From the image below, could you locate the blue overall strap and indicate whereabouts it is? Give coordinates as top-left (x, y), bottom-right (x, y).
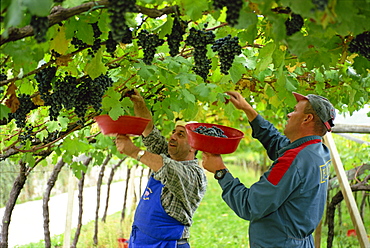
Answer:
top-left (129, 176), bottom-right (185, 248)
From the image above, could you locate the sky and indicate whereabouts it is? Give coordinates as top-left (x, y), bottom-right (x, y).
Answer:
top-left (335, 105), bottom-right (370, 125)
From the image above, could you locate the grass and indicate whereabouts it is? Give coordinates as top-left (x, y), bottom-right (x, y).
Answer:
top-left (16, 163), bottom-right (368, 248)
top-left (189, 163), bottom-right (257, 248)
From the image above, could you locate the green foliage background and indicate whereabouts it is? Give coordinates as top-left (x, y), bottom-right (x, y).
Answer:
top-left (1, 0), bottom-right (369, 173)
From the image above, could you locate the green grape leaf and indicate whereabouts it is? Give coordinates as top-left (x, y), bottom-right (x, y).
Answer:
top-left (286, 77), bottom-right (298, 91)
top-left (23, 0), bottom-right (53, 16)
top-left (3, 0), bottom-right (23, 32)
top-left (136, 62), bottom-right (155, 80)
top-left (182, 0), bottom-right (208, 21)
top-left (50, 26), bottom-right (69, 55)
top-left (58, 116), bottom-right (70, 131)
top-left (62, 137), bottom-right (91, 155)
top-left (175, 72), bottom-right (195, 85)
top-left (194, 83), bottom-right (210, 98)
top-left (181, 89), bottom-right (196, 103)
top-left (22, 153), bottom-right (36, 167)
top-left (255, 42), bottom-right (275, 74)
top-left (0, 104), bottom-right (11, 120)
top-left (109, 106), bottom-right (125, 120)
top-left (301, 49), bottom-right (331, 70)
top-left (234, 12), bottom-right (258, 29)
top-left (84, 50), bottom-right (107, 79)
top-left (158, 16), bottom-right (173, 39)
top-left (238, 24), bottom-right (257, 45)
top-left (182, 102), bottom-right (198, 120)
top-left (229, 61), bottom-right (245, 83)
top-left (352, 56), bottom-right (370, 75)
top-left (45, 121), bottom-right (60, 132)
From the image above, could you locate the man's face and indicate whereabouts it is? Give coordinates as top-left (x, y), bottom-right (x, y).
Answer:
top-left (284, 100), bottom-right (308, 139)
top-left (168, 126), bottom-right (192, 161)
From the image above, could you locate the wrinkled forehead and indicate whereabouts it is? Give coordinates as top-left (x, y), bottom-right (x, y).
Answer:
top-left (175, 125), bottom-right (186, 131)
top-left (173, 125), bottom-right (187, 135)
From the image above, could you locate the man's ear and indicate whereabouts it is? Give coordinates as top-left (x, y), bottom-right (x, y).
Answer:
top-left (304, 114), bottom-right (314, 122)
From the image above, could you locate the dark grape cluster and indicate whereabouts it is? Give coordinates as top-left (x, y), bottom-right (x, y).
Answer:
top-left (75, 75), bottom-right (114, 118)
top-left (107, 0), bottom-right (135, 43)
top-left (30, 15), bottom-right (49, 43)
top-left (166, 16), bottom-right (187, 57)
top-left (106, 31), bottom-right (118, 56)
top-left (348, 31), bottom-right (370, 61)
top-left (8, 94), bottom-right (38, 128)
top-left (35, 67), bottom-right (113, 122)
top-left (88, 22), bottom-right (103, 57)
top-left (35, 66), bottom-right (57, 96)
top-left (185, 27), bottom-right (215, 81)
top-left (312, 0), bottom-right (328, 11)
top-left (137, 30), bottom-right (165, 65)
top-left (0, 71), bottom-right (7, 81)
top-left (285, 13), bottom-right (304, 36)
top-left (55, 75), bottom-right (80, 110)
top-left (71, 37), bottom-right (88, 50)
top-left (213, 0), bottom-right (243, 26)
top-left (212, 35), bottom-right (242, 74)
top-left (0, 71), bottom-right (6, 95)
top-left (19, 125), bottom-right (36, 144)
top-left (193, 126), bottom-right (228, 138)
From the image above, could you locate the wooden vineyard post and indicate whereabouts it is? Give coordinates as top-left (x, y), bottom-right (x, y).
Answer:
top-left (314, 220), bottom-right (322, 248)
top-left (323, 133), bottom-right (370, 248)
top-left (63, 170), bottom-right (76, 248)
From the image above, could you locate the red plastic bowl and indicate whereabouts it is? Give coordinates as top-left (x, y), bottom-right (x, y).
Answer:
top-left (185, 123), bottom-right (244, 154)
top-left (94, 115), bottom-right (150, 136)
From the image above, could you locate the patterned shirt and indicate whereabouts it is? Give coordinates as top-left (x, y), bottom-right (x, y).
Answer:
top-left (142, 127), bottom-right (207, 238)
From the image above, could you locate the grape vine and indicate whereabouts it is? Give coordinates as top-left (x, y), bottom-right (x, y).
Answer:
top-left (185, 26), bottom-right (215, 81)
top-left (212, 35), bottom-right (242, 74)
top-left (30, 15), bottom-right (49, 43)
top-left (19, 125), bottom-right (36, 144)
top-left (8, 94), bottom-right (38, 128)
top-left (71, 37), bottom-right (88, 50)
top-left (35, 67), bottom-right (113, 122)
top-left (166, 16), bottom-right (187, 57)
top-left (0, 70), bottom-right (7, 82)
top-left (89, 22), bottom-right (103, 57)
top-left (137, 30), bottom-right (165, 65)
top-left (285, 13), bottom-right (304, 36)
top-left (348, 31), bottom-right (370, 61)
top-left (213, 0), bottom-right (243, 27)
top-left (106, 31), bottom-right (118, 56)
top-left (107, 0), bottom-right (135, 43)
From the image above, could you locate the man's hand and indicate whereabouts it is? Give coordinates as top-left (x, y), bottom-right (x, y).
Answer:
top-left (115, 134), bottom-right (140, 158)
top-left (128, 89), bottom-right (153, 136)
top-left (226, 91), bottom-right (258, 122)
top-left (115, 134), bottom-right (164, 172)
top-left (202, 152), bottom-right (226, 173)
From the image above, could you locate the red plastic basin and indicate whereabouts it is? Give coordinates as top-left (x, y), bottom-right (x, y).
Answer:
top-left (94, 115), bottom-right (150, 135)
top-left (185, 123), bottom-right (244, 154)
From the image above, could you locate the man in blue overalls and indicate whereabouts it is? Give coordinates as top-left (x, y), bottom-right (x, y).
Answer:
top-left (115, 90), bottom-right (207, 248)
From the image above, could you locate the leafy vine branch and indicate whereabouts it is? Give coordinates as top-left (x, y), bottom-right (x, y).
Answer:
top-left (1, 121), bottom-right (85, 161)
top-left (0, 42), bottom-right (137, 88)
top-left (0, 1), bottom-right (179, 46)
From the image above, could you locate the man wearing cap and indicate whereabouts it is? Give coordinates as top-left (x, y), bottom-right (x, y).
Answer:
top-left (115, 89), bottom-right (207, 248)
top-left (202, 91), bottom-right (336, 248)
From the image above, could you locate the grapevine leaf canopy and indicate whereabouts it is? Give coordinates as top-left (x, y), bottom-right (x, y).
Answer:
top-left (0, 0), bottom-right (369, 167)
